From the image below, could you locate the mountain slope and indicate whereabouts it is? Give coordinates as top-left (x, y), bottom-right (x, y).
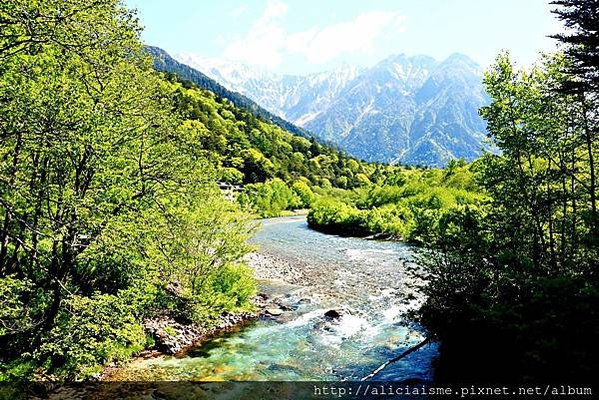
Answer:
top-left (181, 82), bottom-right (374, 186)
top-left (151, 60), bottom-right (387, 190)
top-left (306, 53), bottom-right (489, 166)
top-left (145, 46), bottom-right (312, 139)
top-left (176, 52), bottom-right (491, 166)
top-left (400, 54), bottom-right (489, 165)
top-left (175, 53), bottom-right (362, 126)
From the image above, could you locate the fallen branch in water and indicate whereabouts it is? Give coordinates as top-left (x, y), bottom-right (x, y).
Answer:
top-left (361, 336), bottom-right (432, 381)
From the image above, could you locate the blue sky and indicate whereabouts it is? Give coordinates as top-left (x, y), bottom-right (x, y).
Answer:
top-left (126, 0), bottom-right (562, 75)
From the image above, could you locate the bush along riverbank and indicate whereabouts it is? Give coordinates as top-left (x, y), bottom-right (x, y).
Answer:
top-left (306, 159), bottom-right (486, 244)
top-left (99, 251), bottom-right (315, 381)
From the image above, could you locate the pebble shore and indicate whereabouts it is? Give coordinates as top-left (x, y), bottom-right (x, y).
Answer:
top-left (102, 238), bottom-right (427, 380)
top-left (111, 252), bottom-right (306, 364)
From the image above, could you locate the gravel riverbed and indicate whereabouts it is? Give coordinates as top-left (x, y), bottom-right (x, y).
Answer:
top-left (101, 217), bottom-right (436, 382)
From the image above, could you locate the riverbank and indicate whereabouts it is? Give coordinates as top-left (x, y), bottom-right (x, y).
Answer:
top-left (101, 252), bottom-right (307, 380)
top-left (103, 216), bottom-right (436, 381)
top-left (101, 311), bottom-right (256, 380)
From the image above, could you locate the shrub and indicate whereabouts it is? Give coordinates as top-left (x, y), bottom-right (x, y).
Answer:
top-left (205, 263), bottom-right (257, 312)
top-left (307, 198), bottom-right (370, 236)
top-left (33, 292), bottom-right (148, 380)
top-left (237, 179), bottom-right (300, 217)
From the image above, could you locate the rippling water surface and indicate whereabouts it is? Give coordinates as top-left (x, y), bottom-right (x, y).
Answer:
top-left (112, 216), bottom-right (437, 381)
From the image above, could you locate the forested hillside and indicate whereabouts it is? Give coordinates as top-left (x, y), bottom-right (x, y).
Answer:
top-left (0, 0), bottom-right (257, 381)
top-left (164, 75), bottom-right (382, 189)
top-left (161, 74), bottom-right (392, 217)
top-left (148, 46), bottom-right (393, 217)
top-left (147, 46), bottom-right (313, 140)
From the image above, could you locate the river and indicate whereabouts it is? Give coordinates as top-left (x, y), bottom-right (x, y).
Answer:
top-left (110, 216), bottom-right (437, 381)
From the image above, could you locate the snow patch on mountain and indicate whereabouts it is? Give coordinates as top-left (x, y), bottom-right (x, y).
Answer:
top-left (173, 52), bottom-right (491, 166)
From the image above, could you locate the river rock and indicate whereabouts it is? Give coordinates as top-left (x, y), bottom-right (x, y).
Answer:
top-left (144, 311), bottom-right (256, 355)
top-left (266, 308), bottom-right (284, 316)
top-left (324, 309), bottom-right (341, 319)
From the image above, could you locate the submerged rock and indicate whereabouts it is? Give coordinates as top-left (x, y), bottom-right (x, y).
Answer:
top-left (324, 309), bottom-right (341, 319)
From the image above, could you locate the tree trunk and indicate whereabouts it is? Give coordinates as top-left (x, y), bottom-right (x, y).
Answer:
top-left (361, 337), bottom-right (432, 381)
top-left (0, 133), bottom-right (22, 272)
top-left (580, 92), bottom-right (597, 229)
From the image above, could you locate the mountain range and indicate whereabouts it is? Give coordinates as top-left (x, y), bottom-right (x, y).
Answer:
top-left (175, 52), bottom-right (491, 166)
top-left (145, 46), bottom-right (311, 139)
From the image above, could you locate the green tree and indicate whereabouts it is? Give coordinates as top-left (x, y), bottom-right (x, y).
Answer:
top-left (551, 0), bottom-right (599, 230)
top-left (238, 179), bottom-right (300, 217)
top-left (417, 51), bottom-right (599, 383)
top-left (292, 181), bottom-right (315, 208)
top-left (0, 0), bottom-right (256, 379)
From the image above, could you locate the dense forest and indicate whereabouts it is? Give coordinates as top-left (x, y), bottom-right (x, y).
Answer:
top-left (160, 75), bottom-right (391, 217)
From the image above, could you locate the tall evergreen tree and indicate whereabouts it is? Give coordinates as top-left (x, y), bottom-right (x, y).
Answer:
top-left (552, 0), bottom-right (599, 91)
top-left (551, 0), bottom-right (599, 226)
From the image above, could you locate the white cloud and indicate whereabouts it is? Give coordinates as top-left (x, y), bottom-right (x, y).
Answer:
top-left (288, 11), bottom-right (406, 64)
top-left (260, 0), bottom-right (288, 21)
top-left (223, 0), bottom-right (289, 69)
top-left (223, 1), bottom-right (406, 69)
top-left (230, 5), bottom-right (248, 18)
